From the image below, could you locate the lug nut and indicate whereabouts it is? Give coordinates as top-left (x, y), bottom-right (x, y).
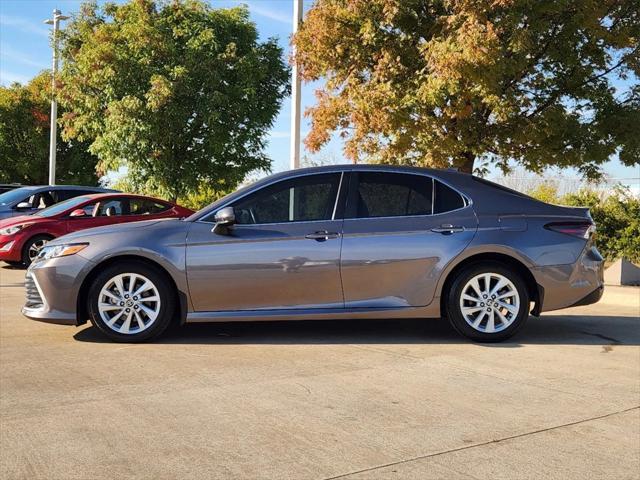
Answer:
top-left (480, 302), bottom-right (485, 307)
top-left (483, 294), bottom-right (487, 299)
top-left (133, 296), bottom-right (138, 301)
top-left (119, 302), bottom-right (124, 306)
top-left (126, 308), bottom-right (130, 312)
top-left (124, 294), bottom-right (129, 299)
top-left (134, 305), bottom-right (139, 310)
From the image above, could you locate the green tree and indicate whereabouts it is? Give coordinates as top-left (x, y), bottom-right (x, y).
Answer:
top-left (294, 0), bottom-right (640, 175)
top-left (59, 0), bottom-right (289, 201)
top-left (528, 183), bottom-right (560, 204)
top-left (0, 73), bottom-right (99, 185)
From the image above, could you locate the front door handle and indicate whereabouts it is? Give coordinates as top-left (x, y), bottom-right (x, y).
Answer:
top-left (305, 230), bottom-right (340, 241)
top-left (431, 224), bottom-right (465, 234)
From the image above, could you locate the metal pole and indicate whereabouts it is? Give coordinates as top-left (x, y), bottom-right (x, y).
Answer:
top-left (44, 9), bottom-right (69, 186)
top-left (290, 0), bottom-right (303, 170)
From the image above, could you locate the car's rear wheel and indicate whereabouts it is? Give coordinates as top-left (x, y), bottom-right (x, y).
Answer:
top-left (446, 263), bottom-right (529, 342)
top-left (21, 235), bottom-right (52, 267)
top-left (87, 262), bottom-right (175, 342)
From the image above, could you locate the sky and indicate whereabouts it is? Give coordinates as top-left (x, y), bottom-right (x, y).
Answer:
top-left (1, 0), bottom-right (638, 191)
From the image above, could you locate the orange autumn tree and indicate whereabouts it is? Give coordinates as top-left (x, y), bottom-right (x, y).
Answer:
top-left (293, 0), bottom-right (640, 175)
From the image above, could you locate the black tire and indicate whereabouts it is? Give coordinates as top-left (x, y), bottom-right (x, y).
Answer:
top-left (87, 261), bottom-right (175, 343)
top-left (445, 263), bottom-right (529, 343)
top-left (21, 235), bottom-right (52, 267)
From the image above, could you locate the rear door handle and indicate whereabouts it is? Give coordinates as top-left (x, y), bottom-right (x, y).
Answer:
top-left (431, 224), bottom-right (465, 234)
top-left (305, 230), bottom-right (340, 241)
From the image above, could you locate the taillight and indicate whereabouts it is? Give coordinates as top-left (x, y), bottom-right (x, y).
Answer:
top-left (545, 222), bottom-right (595, 239)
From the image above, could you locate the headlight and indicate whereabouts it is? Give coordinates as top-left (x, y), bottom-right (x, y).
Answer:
top-left (0, 224), bottom-right (29, 236)
top-left (38, 243), bottom-right (89, 260)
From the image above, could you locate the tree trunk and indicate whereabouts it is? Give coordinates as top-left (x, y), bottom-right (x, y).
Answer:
top-left (458, 152), bottom-right (475, 174)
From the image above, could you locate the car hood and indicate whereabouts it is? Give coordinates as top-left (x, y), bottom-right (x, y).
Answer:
top-left (51, 218), bottom-right (185, 244)
top-left (0, 214), bottom-right (46, 229)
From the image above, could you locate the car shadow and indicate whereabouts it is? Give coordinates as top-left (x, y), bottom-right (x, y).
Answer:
top-left (73, 314), bottom-right (639, 347)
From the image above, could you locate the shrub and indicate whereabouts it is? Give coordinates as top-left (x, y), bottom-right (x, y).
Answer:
top-left (562, 187), bottom-right (640, 263)
top-left (529, 185), bottom-right (640, 263)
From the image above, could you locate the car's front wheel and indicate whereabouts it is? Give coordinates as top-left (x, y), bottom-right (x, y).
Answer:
top-left (21, 235), bottom-right (52, 267)
top-left (87, 262), bottom-right (175, 342)
top-left (446, 263), bottom-right (529, 342)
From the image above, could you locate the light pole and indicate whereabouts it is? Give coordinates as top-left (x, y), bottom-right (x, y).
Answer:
top-left (44, 9), bottom-right (69, 186)
top-left (290, 0), bottom-right (302, 170)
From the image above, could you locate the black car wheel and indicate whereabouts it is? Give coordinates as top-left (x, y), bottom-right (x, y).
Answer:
top-left (87, 262), bottom-right (175, 342)
top-left (446, 263), bottom-right (529, 342)
top-left (21, 235), bottom-right (52, 267)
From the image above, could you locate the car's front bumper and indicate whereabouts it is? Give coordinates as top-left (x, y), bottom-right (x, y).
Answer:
top-left (532, 244), bottom-right (604, 312)
top-left (0, 236), bottom-right (21, 262)
top-left (21, 254), bottom-right (95, 325)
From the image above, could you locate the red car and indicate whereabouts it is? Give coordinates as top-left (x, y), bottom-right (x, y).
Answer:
top-left (0, 193), bottom-right (194, 267)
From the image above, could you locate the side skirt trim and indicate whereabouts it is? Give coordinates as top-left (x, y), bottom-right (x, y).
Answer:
top-left (186, 304), bottom-right (441, 323)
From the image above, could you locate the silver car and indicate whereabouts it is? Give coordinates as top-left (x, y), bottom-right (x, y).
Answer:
top-left (22, 166), bottom-right (604, 343)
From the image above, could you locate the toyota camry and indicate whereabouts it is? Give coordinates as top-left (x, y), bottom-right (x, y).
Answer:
top-left (22, 165), bottom-right (604, 342)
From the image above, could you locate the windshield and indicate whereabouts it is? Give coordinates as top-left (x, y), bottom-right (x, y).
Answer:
top-left (0, 187), bottom-right (35, 206)
top-left (36, 196), bottom-right (92, 217)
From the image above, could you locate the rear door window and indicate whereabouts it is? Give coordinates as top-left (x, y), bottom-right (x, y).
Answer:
top-left (129, 199), bottom-right (170, 215)
top-left (350, 172), bottom-right (433, 218)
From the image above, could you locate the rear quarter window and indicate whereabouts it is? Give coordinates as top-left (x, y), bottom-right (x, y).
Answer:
top-left (434, 181), bottom-right (466, 214)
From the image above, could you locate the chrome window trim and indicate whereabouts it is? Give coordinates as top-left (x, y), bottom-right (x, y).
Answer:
top-left (344, 167), bottom-right (472, 208)
top-left (431, 177), bottom-right (435, 215)
top-left (194, 166), bottom-right (472, 225)
top-left (331, 172), bottom-right (344, 221)
top-left (345, 170), bottom-right (471, 221)
top-left (342, 206), bottom-right (471, 222)
top-left (197, 170), bottom-right (346, 226)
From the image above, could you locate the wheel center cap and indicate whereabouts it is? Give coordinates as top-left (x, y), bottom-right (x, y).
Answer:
top-left (126, 299), bottom-right (134, 307)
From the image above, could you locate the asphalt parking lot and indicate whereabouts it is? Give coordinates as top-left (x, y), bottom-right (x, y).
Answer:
top-left (1, 264), bottom-right (639, 479)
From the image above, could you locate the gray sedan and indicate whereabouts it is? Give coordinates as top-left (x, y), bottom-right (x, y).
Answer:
top-left (22, 165), bottom-right (604, 342)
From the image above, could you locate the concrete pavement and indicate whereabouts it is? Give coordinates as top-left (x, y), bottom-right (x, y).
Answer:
top-left (1, 264), bottom-right (639, 479)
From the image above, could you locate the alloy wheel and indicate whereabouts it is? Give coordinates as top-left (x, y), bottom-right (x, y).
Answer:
top-left (28, 239), bottom-right (48, 261)
top-left (98, 273), bottom-right (161, 334)
top-left (459, 272), bottom-right (520, 333)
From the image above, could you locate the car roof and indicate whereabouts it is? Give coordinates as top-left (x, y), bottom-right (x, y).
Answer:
top-left (9, 185), bottom-right (117, 193)
top-left (79, 192), bottom-right (172, 203)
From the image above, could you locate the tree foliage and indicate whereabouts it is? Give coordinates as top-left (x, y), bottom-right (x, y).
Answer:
top-left (529, 184), bottom-right (640, 262)
top-left (294, 0), bottom-right (640, 175)
top-left (0, 73), bottom-right (99, 185)
top-left (59, 0), bottom-right (290, 200)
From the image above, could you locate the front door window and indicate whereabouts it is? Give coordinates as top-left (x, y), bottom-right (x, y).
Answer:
top-left (231, 173), bottom-right (341, 224)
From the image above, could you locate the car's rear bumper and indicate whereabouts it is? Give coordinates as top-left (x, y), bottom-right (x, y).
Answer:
top-left (21, 255), bottom-right (94, 326)
top-left (532, 244), bottom-right (604, 312)
top-left (568, 285), bottom-right (604, 308)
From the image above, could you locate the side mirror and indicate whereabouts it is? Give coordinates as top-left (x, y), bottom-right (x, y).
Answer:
top-left (15, 202), bottom-right (31, 210)
top-left (212, 207), bottom-right (236, 235)
top-left (69, 209), bottom-right (87, 217)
